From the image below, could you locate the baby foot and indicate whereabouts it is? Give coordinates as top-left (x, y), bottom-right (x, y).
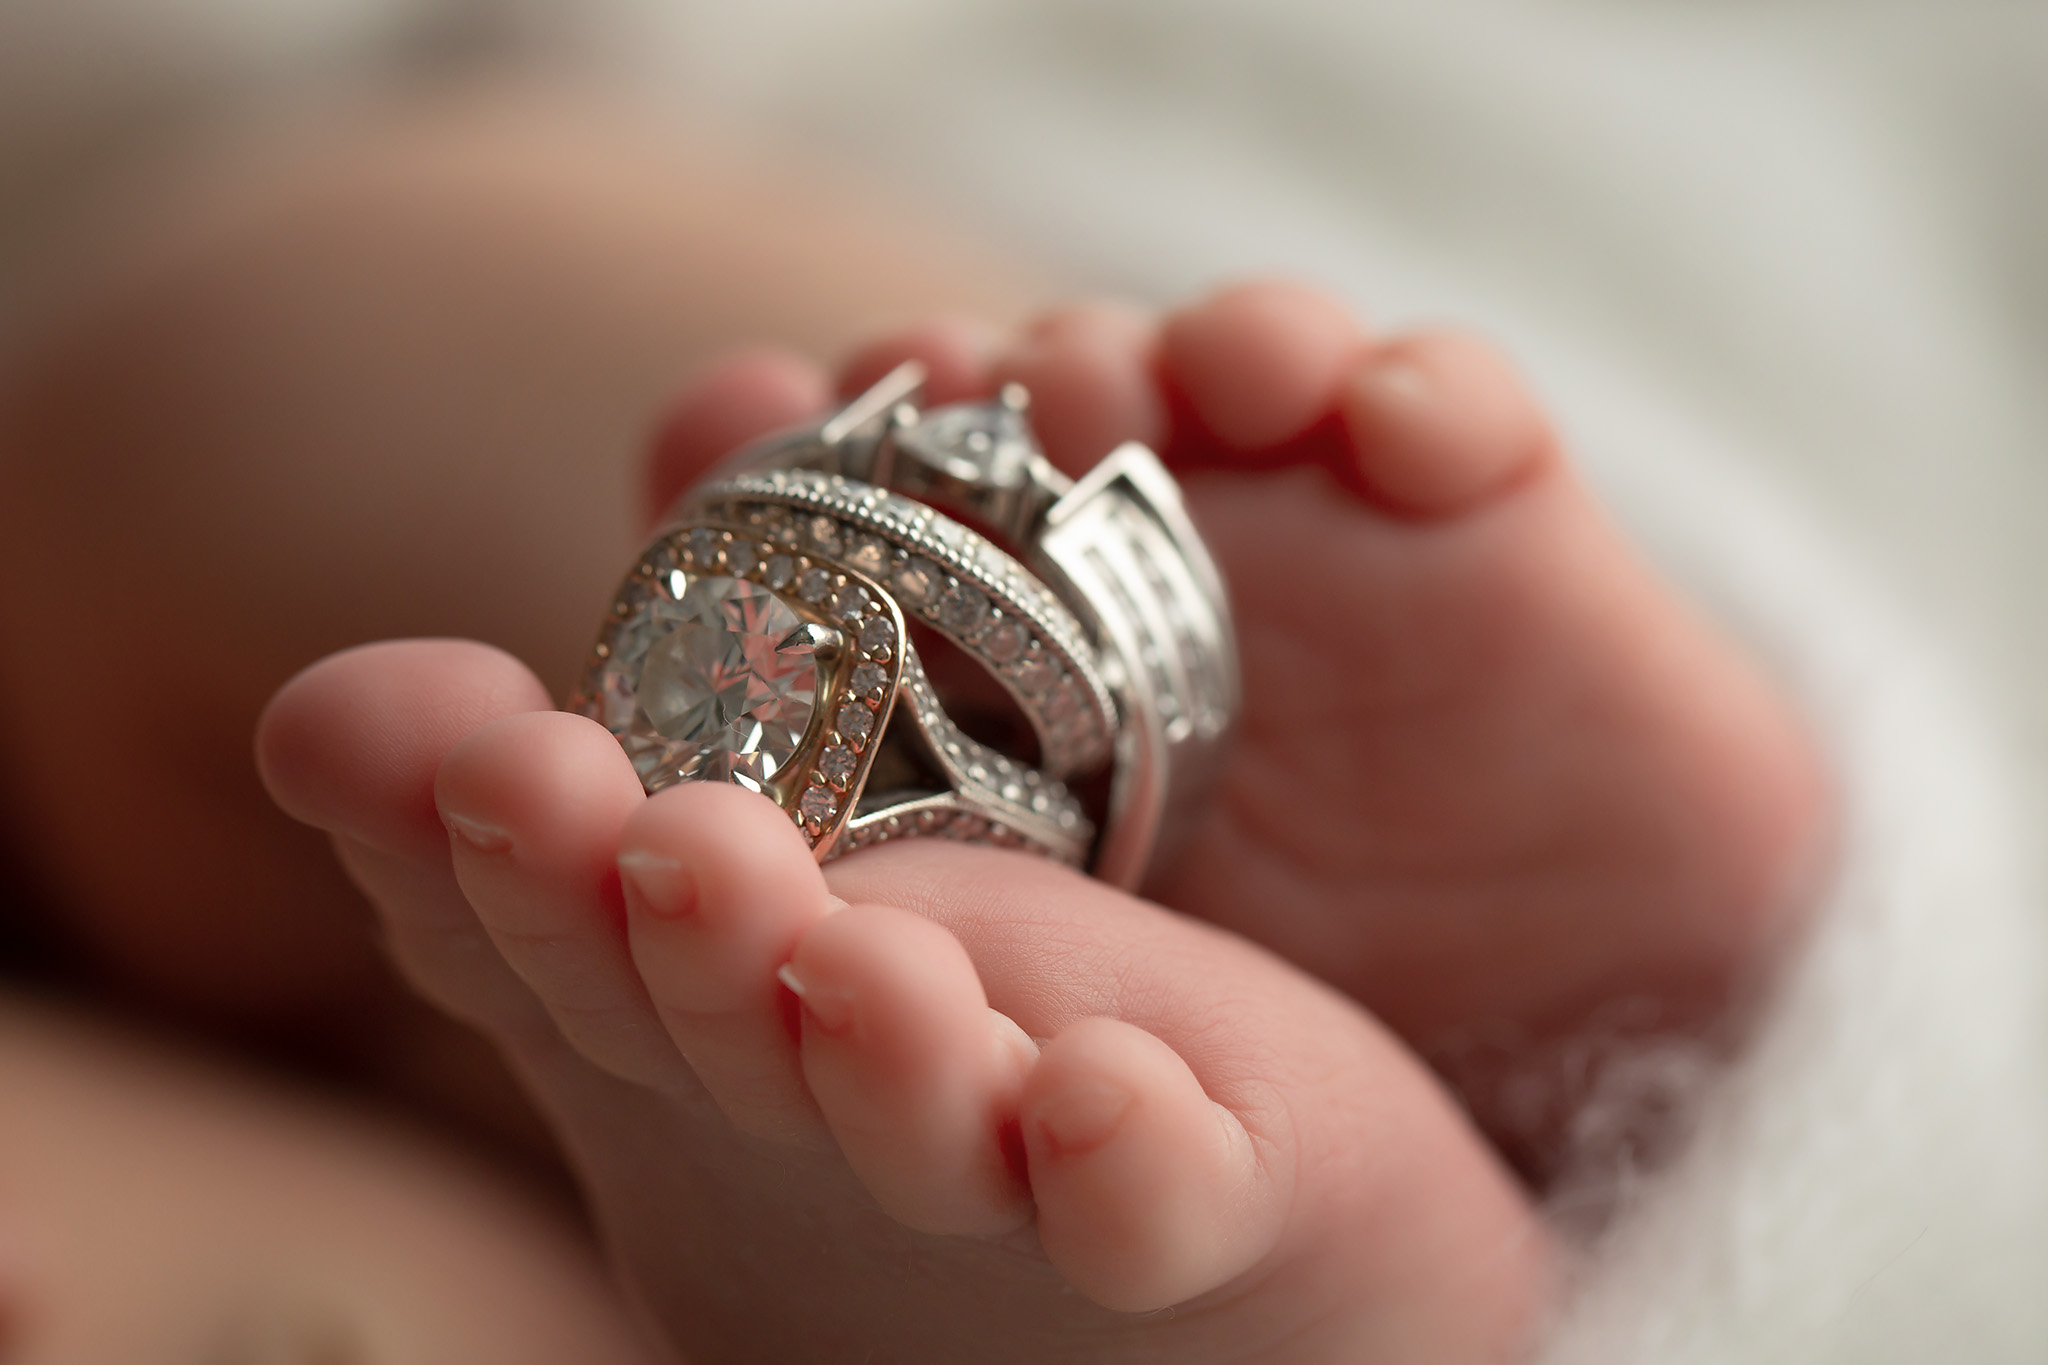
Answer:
top-left (654, 289), bottom-right (1832, 1178)
top-left (258, 642), bottom-right (1550, 1363)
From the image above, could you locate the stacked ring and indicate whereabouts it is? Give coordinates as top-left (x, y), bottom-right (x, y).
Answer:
top-left (573, 364), bottom-right (1238, 887)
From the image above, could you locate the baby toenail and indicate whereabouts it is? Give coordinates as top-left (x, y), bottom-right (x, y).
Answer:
top-left (618, 848), bottom-right (692, 918)
top-left (441, 810), bottom-right (512, 852)
top-left (780, 967), bottom-right (855, 1036)
top-left (1031, 1077), bottom-right (1133, 1157)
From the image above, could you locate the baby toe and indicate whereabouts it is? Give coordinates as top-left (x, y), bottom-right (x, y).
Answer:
top-left (991, 302), bottom-right (1164, 476)
top-left (256, 640), bottom-right (558, 1038)
top-left (616, 781), bottom-right (839, 1142)
top-left (1339, 329), bottom-right (1556, 516)
top-left (435, 710), bottom-right (683, 1087)
top-left (1161, 280), bottom-right (1363, 453)
top-left (784, 903), bottom-right (1036, 1237)
top-left (837, 317), bottom-right (998, 405)
top-left (258, 639), bottom-right (552, 863)
top-left (645, 349), bottom-right (829, 526)
top-left (1023, 1017), bottom-right (1286, 1313)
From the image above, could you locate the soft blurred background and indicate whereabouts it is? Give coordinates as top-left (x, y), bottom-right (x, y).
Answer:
top-left (638, 0), bottom-right (2048, 789)
top-left (5, 0), bottom-right (2042, 767)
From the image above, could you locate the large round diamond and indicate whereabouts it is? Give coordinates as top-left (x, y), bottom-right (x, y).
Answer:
top-left (617, 576), bottom-right (820, 791)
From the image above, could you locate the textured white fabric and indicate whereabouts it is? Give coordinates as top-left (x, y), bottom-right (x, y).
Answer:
top-left (3, 1), bottom-right (2044, 1358)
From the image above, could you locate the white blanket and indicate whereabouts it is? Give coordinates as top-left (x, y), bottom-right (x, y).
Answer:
top-left (5, 1), bottom-right (2045, 1358)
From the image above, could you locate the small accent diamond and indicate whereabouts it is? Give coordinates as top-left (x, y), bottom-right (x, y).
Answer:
top-left (806, 516), bottom-right (842, 555)
top-left (848, 535), bottom-right (891, 573)
top-left (686, 528), bottom-right (720, 566)
top-left (981, 619), bottom-right (1026, 663)
top-left (857, 617), bottom-right (894, 655)
top-left (832, 583), bottom-right (870, 618)
top-left (835, 702), bottom-right (874, 744)
top-left (726, 541), bottom-right (759, 576)
top-left (937, 583), bottom-right (988, 633)
top-left (1014, 656), bottom-right (1058, 696)
top-left (798, 785), bottom-right (837, 825)
top-left (764, 554), bottom-right (796, 589)
top-left (798, 568), bottom-right (832, 604)
top-left (850, 662), bottom-right (888, 697)
top-left (818, 745), bottom-right (856, 787)
top-left (895, 558), bottom-right (939, 606)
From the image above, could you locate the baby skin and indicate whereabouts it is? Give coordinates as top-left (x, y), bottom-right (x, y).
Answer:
top-left (258, 284), bottom-right (1827, 1362)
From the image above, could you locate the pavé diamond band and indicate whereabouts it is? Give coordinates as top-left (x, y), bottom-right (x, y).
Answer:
top-left (573, 364), bottom-right (1237, 886)
top-left (681, 468), bottom-right (1119, 783)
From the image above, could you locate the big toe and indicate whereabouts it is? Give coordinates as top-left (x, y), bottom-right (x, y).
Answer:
top-left (255, 641), bottom-right (564, 1038)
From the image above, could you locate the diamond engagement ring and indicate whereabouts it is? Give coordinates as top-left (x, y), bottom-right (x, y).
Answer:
top-left (572, 363), bottom-right (1238, 887)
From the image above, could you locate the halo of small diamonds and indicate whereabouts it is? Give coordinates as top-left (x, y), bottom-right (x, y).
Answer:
top-left (575, 512), bottom-right (1094, 868)
top-left (573, 523), bottom-right (906, 857)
